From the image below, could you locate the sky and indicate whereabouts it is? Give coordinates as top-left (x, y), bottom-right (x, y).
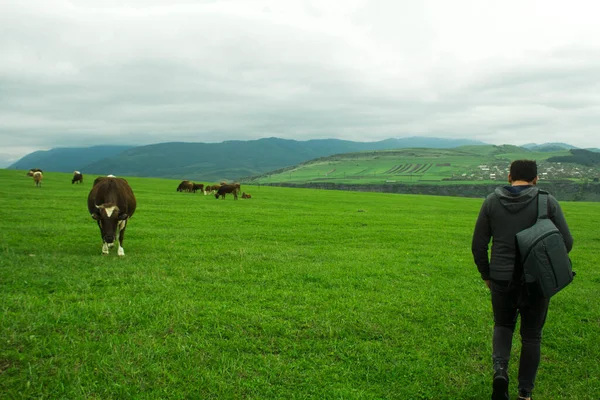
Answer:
top-left (1, 0), bottom-right (600, 166)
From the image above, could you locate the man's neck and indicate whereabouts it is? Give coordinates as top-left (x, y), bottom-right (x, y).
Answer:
top-left (511, 180), bottom-right (533, 186)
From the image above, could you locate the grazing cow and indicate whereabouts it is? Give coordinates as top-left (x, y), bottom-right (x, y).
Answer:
top-left (192, 183), bottom-right (204, 193)
top-left (92, 175), bottom-right (118, 187)
top-left (215, 184), bottom-right (240, 200)
top-left (33, 171), bottom-right (43, 187)
top-left (72, 171), bottom-right (83, 184)
top-left (27, 168), bottom-right (43, 176)
top-left (241, 192), bottom-right (252, 199)
top-left (87, 176), bottom-right (136, 256)
top-left (219, 182), bottom-right (240, 189)
top-left (177, 180), bottom-right (194, 192)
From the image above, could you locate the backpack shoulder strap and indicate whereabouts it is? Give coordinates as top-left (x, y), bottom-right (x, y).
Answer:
top-left (537, 190), bottom-right (549, 219)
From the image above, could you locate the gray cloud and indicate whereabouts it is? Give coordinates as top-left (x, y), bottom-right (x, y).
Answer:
top-left (1, 0), bottom-right (600, 167)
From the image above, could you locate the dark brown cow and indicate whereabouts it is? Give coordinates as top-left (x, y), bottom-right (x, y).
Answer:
top-left (192, 183), bottom-right (204, 193)
top-left (88, 176), bottom-right (136, 256)
top-left (72, 171), bottom-right (83, 184)
top-left (93, 176), bottom-right (104, 186)
top-left (93, 175), bottom-right (116, 187)
top-left (215, 184), bottom-right (240, 200)
top-left (241, 192), bottom-right (251, 199)
top-left (177, 180), bottom-right (194, 192)
top-left (220, 182), bottom-right (241, 189)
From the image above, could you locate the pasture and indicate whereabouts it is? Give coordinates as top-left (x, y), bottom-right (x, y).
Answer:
top-left (1, 169), bottom-right (599, 399)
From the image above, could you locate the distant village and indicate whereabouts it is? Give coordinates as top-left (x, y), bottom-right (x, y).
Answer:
top-left (454, 162), bottom-right (600, 182)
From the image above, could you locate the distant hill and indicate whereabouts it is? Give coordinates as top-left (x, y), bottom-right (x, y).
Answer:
top-left (7, 136), bottom-right (488, 181)
top-left (376, 137), bottom-right (486, 148)
top-left (521, 142), bottom-right (578, 152)
top-left (8, 145), bottom-right (135, 173)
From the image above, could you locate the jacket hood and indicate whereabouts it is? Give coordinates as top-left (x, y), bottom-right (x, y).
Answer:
top-left (494, 185), bottom-right (539, 213)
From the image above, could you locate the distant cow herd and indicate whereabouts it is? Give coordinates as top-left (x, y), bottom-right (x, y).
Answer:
top-left (176, 180), bottom-right (248, 200)
top-left (23, 169), bottom-right (252, 256)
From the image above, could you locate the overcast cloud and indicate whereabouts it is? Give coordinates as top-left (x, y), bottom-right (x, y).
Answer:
top-left (1, 0), bottom-right (599, 166)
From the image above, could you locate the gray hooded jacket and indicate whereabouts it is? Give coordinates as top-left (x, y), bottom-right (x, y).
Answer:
top-left (471, 185), bottom-right (573, 282)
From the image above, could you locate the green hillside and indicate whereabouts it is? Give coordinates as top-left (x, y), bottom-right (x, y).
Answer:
top-left (249, 145), bottom-right (600, 185)
top-left (547, 149), bottom-right (600, 166)
top-left (7, 137), bottom-right (487, 182)
top-left (10, 139), bottom-right (599, 186)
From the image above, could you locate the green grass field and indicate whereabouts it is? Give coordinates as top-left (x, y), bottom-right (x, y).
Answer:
top-left (1, 169), bottom-right (599, 399)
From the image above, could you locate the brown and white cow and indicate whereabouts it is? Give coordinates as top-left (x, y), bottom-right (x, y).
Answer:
top-left (27, 168), bottom-right (43, 176)
top-left (241, 192), bottom-right (251, 199)
top-left (72, 171), bottom-right (83, 184)
top-left (33, 171), bottom-right (43, 187)
top-left (88, 176), bottom-right (136, 256)
top-left (204, 184), bottom-right (221, 195)
top-left (215, 184), bottom-right (240, 200)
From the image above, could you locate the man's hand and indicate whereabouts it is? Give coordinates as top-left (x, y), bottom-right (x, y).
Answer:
top-left (485, 280), bottom-right (491, 289)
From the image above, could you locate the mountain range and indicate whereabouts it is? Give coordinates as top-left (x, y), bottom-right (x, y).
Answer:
top-left (7, 137), bottom-right (487, 181)
top-left (8, 137), bottom-right (600, 182)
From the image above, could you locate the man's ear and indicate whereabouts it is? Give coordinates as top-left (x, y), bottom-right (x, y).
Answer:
top-left (532, 176), bottom-right (539, 185)
top-left (507, 173), bottom-right (513, 184)
top-left (118, 213), bottom-right (128, 221)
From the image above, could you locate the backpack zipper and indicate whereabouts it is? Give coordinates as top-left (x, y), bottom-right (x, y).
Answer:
top-left (542, 243), bottom-right (559, 289)
top-left (522, 230), bottom-right (558, 261)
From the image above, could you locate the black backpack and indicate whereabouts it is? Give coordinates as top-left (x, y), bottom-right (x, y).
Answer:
top-left (515, 190), bottom-right (574, 298)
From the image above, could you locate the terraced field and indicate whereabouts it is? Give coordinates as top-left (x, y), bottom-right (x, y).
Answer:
top-left (248, 145), bottom-right (595, 185)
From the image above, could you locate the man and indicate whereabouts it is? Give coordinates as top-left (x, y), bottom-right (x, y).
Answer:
top-left (471, 160), bottom-right (573, 400)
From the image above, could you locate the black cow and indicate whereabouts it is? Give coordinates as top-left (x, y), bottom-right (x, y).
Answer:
top-left (72, 171), bottom-right (83, 184)
top-left (87, 176), bottom-right (136, 256)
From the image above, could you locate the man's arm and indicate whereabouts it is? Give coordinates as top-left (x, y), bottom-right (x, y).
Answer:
top-left (549, 196), bottom-right (574, 252)
top-left (472, 199), bottom-right (492, 280)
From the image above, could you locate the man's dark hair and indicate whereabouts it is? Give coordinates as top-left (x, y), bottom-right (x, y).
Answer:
top-left (510, 160), bottom-right (538, 182)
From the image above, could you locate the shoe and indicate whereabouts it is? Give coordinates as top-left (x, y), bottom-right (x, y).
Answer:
top-left (517, 389), bottom-right (532, 400)
top-left (491, 368), bottom-right (509, 400)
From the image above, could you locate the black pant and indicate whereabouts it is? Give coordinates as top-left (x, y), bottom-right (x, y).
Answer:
top-left (491, 281), bottom-right (550, 393)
